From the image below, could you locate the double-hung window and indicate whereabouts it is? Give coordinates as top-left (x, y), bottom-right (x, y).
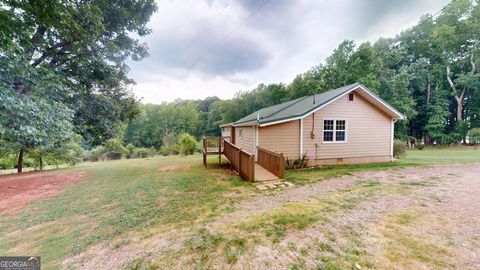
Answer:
top-left (323, 119), bottom-right (347, 143)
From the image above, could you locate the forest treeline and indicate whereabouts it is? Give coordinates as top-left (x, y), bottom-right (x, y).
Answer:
top-left (125, 0), bottom-right (480, 148)
top-left (1, 0), bottom-right (479, 172)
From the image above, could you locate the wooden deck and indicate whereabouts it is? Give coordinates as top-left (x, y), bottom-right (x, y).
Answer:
top-left (203, 136), bottom-right (284, 182)
top-left (254, 163), bottom-right (280, 182)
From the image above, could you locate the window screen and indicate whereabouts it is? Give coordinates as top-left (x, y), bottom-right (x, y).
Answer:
top-left (323, 119), bottom-right (347, 142)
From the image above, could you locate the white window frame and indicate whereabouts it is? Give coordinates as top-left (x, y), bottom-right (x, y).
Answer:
top-left (238, 128), bottom-right (243, 138)
top-left (322, 118), bottom-right (348, 143)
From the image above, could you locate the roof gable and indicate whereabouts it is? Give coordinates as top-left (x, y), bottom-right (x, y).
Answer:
top-left (232, 83), bottom-right (404, 127)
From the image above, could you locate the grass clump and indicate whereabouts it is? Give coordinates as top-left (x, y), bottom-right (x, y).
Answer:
top-left (239, 181), bottom-right (397, 243)
top-left (380, 212), bottom-right (452, 269)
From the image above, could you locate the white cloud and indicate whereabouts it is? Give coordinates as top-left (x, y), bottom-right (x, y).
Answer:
top-left (128, 0), bottom-right (450, 104)
top-left (133, 73), bottom-right (248, 103)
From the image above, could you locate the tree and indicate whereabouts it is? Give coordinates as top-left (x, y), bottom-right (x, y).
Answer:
top-left (176, 133), bottom-right (198, 156)
top-left (432, 0), bottom-right (479, 124)
top-left (0, 89), bottom-right (74, 172)
top-left (0, 0), bottom-right (157, 149)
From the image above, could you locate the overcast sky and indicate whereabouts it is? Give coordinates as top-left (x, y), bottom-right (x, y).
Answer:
top-left (128, 0), bottom-right (449, 104)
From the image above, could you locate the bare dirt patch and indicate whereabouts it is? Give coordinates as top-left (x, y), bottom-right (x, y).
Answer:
top-left (0, 170), bottom-right (87, 214)
top-left (232, 164), bottom-right (480, 269)
top-left (62, 164), bottom-right (480, 269)
top-left (157, 163), bottom-right (193, 172)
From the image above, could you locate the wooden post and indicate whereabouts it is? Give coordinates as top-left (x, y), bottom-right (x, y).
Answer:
top-left (278, 153), bottom-right (285, 179)
top-left (202, 137), bottom-right (207, 167)
top-left (218, 137), bottom-right (221, 165)
top-left (250, 155), bottom-right (255, 182)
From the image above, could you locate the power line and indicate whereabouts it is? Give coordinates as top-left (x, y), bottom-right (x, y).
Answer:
top-left (166, 3), bottom-right (230, 69)
top-left (187, 0), bottom-right (271, 70)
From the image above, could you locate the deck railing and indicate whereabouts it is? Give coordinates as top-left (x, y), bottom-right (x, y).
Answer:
top-left (257, 146), bottom-right (285, 179)
top-left (202, 136), bottom-right (231, 153)
top-left (223, 140), bottom-right (255, 181)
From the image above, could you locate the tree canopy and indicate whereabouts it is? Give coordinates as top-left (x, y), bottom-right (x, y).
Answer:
top-left (0, 0), bottom-right (157, 172)
top-left (124, 0), bottom-right (479, 149)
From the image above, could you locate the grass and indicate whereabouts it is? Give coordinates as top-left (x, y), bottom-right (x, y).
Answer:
top-left (285, 148), bottom-right (480, 184)
top-left (0, 148), bottom-right (478, 269)
top-left (0, 155), bottom-right (253, 269)
top-left (379, 211), bottom-right (453, 269)
top-left (237, 180), bottom-right (407, 244)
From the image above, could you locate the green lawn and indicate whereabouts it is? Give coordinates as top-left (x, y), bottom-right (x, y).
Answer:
top-left (285, 148), bottom-right (480, 184)
top-left (0, 149), bottom-right (479, 269)
top-left (0, 155), bottom-right (253, 269)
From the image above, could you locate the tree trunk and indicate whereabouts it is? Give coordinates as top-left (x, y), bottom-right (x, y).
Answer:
top-left (456, 96), bottom-right (463, 123)
top-left (39, 156), bottom-right (43, 171)
top-left (17, 149), bottom-right (24, 173)
top-left (446, 65), bottom-right (466, 123)
top-left (426, 77), bottom-right (431, 104)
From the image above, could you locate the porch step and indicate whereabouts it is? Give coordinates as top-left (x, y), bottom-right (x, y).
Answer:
top-left (254, 180), bottom-right (295, 191)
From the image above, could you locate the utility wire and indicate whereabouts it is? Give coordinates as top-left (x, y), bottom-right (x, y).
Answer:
top-left (187, 0), bottom-right (271, 70)
top-left (166, 3), bottom-right (230, 69)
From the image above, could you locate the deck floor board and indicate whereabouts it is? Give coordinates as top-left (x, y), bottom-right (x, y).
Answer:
top-left (254, 163), bottom-right (279, 182)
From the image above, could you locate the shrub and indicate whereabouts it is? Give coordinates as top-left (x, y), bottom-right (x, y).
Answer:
top-left (285, 154), bottom-right (308, 170)
top-left (0, 149), bottom-right (17, 170)
top-left (160, 145), bottom-right (178, 156)
top-left (176, 133), bottom-right (198, 156)
top-left (87, 146), bottom-right (105, 161)
top-left (136, 148), bottom-right (150, 158)
top-left (415, 144), bottom-right (425, 150)
top-left (469, 128), bottom-right (480, 148)
top-left (125, 144), bottom-right (136, 159)
top-left (102, 138), bottom-right (127, 160)
top-left (393, 139), bottom-right (407, 158)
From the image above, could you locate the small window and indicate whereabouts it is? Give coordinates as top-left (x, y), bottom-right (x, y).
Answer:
top-left (348, 93), bottom-right (355, 101)
top-left (222, 127), bottom-right (225, 132)
top-left (323, 119), bottom-right (347, 143)
top-left (238, 128), bottom-right (243, 138)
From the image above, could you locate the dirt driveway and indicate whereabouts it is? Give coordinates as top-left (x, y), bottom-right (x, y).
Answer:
top-left (65, 164), bottom-right (480, 269)
top-left (0, 171), bottom-right (86, 214)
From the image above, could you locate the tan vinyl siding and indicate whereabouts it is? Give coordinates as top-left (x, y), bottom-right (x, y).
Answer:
top-left (303, 92), bottom-right (392, 160)
top-left (258, 120), bottom-right (300, 160)
top-left (235, 126), bottom-right (255, 154)
top-left (221, 126), bottom-right (231, 138)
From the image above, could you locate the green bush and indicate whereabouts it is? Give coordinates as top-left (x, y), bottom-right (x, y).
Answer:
top-left (0, 148), bottom-right (17, 170)
top-left (125, 144), bottom-right (136, 159)
top-left (176, 133), bottom-right (198, 156)
top-left (160, 145), bottom-right (177, 156)
top-left (102, 138), bottom-right (127, 160)
top-left (415, 144), bottom-right (425, 150)
top-left (285, 154), bottom-right (307, 170)
top-left (86, 146), bottom-right (105, 161)
top-left (393, 139), bottom-right (407, 158)
top-left (469, 128), bottom-right (480, 147)
top-left (136, 148), bottom-right (150, 158)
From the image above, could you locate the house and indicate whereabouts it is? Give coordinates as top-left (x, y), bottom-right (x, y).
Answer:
top-left (220, 83), bottom-right (404, 166)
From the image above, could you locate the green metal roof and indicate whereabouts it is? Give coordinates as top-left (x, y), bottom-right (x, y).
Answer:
top-left (233, 83), bottom-right (362, 126)
top-left (232, 83), bottom-right (404, 127)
